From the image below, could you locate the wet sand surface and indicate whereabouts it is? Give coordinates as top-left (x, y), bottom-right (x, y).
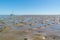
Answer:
top-left (0, 15), bottom-right (60, 40)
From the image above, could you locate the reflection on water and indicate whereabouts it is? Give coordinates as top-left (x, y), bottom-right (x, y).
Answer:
top-left (0, 15), bottom-right (60, 31)
top-left (44, 25), bottom-right (60, 30)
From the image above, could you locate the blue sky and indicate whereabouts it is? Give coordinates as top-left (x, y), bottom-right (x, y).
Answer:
top-left (0, 0), bottom-right (60, 15)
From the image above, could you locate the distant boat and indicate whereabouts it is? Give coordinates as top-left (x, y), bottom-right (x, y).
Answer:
top-left (10, 14), bottom-right (14, 16)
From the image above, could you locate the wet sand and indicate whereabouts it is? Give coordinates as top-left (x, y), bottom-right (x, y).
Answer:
top-left (0, 15), bottom-right (60, 40)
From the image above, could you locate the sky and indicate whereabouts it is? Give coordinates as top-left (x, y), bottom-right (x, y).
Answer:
top-left (0, 0), bottom-right (60, 15)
